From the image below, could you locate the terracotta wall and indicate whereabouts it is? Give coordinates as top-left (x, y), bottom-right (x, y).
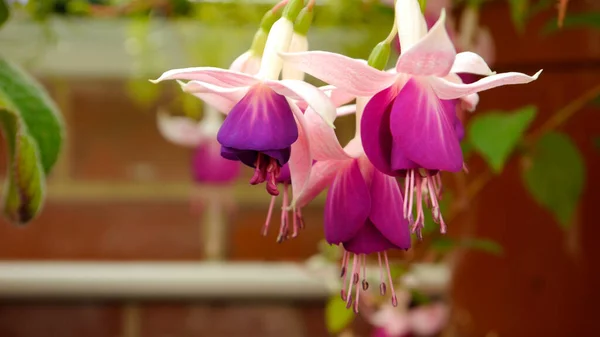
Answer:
top-left (0, 1), bottom-right (599, 337)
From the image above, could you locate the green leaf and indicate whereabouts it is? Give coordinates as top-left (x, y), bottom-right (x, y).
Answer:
top-left (431, 237), bottom-right (503, 255)
top-left (543, 12), bottom-right (600, 34)
top-left (461, 238), bottom-right (503, 255)
top-left (430, 237), bottom-right (455, 254)
top-left (508, 0), bottom-right (530, 32)
top-left (0, 57), bottom-right (64, 224)
top-left (325, 296), bottom-right (354, 334)
top-left (468, 106), bottom-right (537, 173)
top-left (410, 289), bottom-right (430, 306)
top-left (0, 0), bottom-right (9, 28)
top-left (522, 132), bottom-right (585, 229)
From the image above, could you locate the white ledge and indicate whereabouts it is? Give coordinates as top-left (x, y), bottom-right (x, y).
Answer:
top-left (0, 261), bottom-right (331, 300)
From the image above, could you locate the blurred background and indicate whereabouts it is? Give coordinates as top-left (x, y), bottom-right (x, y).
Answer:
top-left (0, 0), bottom-right (599, 336)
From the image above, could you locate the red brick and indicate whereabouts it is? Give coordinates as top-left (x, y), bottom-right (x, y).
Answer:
top-left (67, 79), bottom-right (194, 182)
top-left (0, 303), bottom-right (120, 337)
top-left (141, 302), bottom-right (306, 337)
top-left (229, 205), bottom-right (326, 261)
top-left (0, 201), bottom-right (203, 260)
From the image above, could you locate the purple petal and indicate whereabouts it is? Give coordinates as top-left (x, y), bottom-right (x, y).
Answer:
top-left (324, 159), bottom-right (371, 245)
top-left (389, 78), bottom-right (463, 172)
top-left (277, 163), bottom-right (291, 184)
top-left (217, 83), bottom-right (298, 155)
top-left (368, 169), bottom-right (411, 250)
top-left (454, 116), bottom-right (465, 142)
top-left (220, 146), bottom-right (291, 167)
top-left (192, 140), bottom-right (241, 184)
top-left (343, 220), bottom-right (399, 255)
top-left (361, 85), bottom-right (401, 176)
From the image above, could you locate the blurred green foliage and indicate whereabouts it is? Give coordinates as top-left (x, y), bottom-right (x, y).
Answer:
top-left (468, 106), bottom-right (537, 173)
top-left (522, 132), bottom-right (585, 229)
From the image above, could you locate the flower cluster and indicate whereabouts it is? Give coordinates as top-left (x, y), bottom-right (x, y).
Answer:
top-left (152, 0), bottom-right (540, 310)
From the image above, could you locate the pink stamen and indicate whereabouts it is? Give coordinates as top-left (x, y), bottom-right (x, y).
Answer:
top-left (345, 254), bottom-right (358, 309)
top-left (383, 253), bottom-right (398, 307)
top-left (276, 184), bottom-right (289, 243)
top-left (250, 153), bottom-right (282, 196)
top-left (340, 251), bottom-right (349, 301)
top-left (378, 253), bottom-right (386, 295)
top-left (403, 171), bottom-right (410, 217)
top-left (408, 170), bottom-right (415, 220)
top-left (361, 254), bottom-right (368, 291)
top-left (261, 196), bottom-right (277, 236)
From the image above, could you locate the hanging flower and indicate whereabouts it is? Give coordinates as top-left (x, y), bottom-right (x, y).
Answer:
top-left (294, 100), bottom-right (410, 312)
top-left (369, 293), bottom-right (449, 337)
top-left (157, 108), bottom-right (240, 184)
top-left (151, 1), bottom-right (337, 199)
top-left (280, 0), bottom-right (541, 235)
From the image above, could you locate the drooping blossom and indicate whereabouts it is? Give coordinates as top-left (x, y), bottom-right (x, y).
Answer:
top-left (369, 291), bottom-right (449, 337)
top-left (151, 3), bottom-right (337, 200)
top-left (281, 0), bottom-right (541, 236)
top-left (294, 99), bottom-right (410, 312)
top-left (156, 108), bottom-right (240, 184)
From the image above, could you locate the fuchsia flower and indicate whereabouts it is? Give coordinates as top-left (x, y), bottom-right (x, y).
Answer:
top-left (295, 101), bottom-right (410, 312)
top-left (281, 0), bottom-right (541, 236)
top-left (369, 297), bottom-right (449, 337)
top-left (157, 110), bottom-right (241, 184)
top-left (152, 15), bottom-right (337, 199)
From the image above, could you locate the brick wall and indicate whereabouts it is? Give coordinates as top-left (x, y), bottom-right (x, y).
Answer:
top-left (0, 2), bottom-right (599, 337)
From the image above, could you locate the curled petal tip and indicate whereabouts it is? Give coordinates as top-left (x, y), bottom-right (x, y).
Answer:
top-left (533, 69), bottom-right (544, 79)
top-left (149, 79), bottom-right (160, 84)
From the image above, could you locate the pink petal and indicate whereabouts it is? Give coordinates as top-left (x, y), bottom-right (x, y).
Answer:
top-left (450, 51), bottom-right (494, 76)
top-left (369, 168), bottom-right (411, 249)
top-left (396, 9), bottom-right (456, 77)
top-left (389, 78), bottom-right (463, 172)
top-left (156, 112), bottom-right (204, 147)
top-left (229, 51), bottom-right (261, 75)
top-left (304, 107), bottom-right (350, 161)
top-left (279, 51), bottom-right (398, 97)
top-left (288, 102), bottom-right (313, 207)
top-left (294, 160), bottom-right (339, 208)
top-left (320, 85), bottom-right (357, 108)
top-left (181, 81), bottom-right (248, 114)
top-left (324, 159), bottom-right (371, 245)
top-left (409, 303), bottom-right (449, 336)
top-left (429, 69), bottom-right (543, 100)
top-left (151, 67), bottom-right (258, 88)
top-left (461, 92), bottom-right (479, 112)
top-left (266, 79), bottom-right (337, 127)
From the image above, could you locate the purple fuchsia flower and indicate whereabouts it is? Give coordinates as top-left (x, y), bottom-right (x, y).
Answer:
top-left (157, 108), bottom-right (241, 184)
top-left (151, 10), bottom-right (337, 200)
top-left (260, 86), bottom-right (356, 242)
top-left (295, 101), bottom-right (411, 312)
top-left (280, 0), bottom-right (541, 236)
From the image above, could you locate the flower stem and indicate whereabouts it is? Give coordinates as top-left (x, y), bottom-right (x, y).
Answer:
top-left (526, 83), bottom-right (600, 143)
top-left (383, 20), bottom-right (398, 45)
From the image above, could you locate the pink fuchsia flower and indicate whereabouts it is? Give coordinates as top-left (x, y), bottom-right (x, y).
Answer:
top-left (369, 299), bottom-right (450, 337)
top-left (280, 0), bottom-right (541, 235)
top-left (294, 101), bottom-right (410, 312)
top-left (151, 11), bottom-right (337, 198)
top-left (157, 109), bottom-right (241, 184)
